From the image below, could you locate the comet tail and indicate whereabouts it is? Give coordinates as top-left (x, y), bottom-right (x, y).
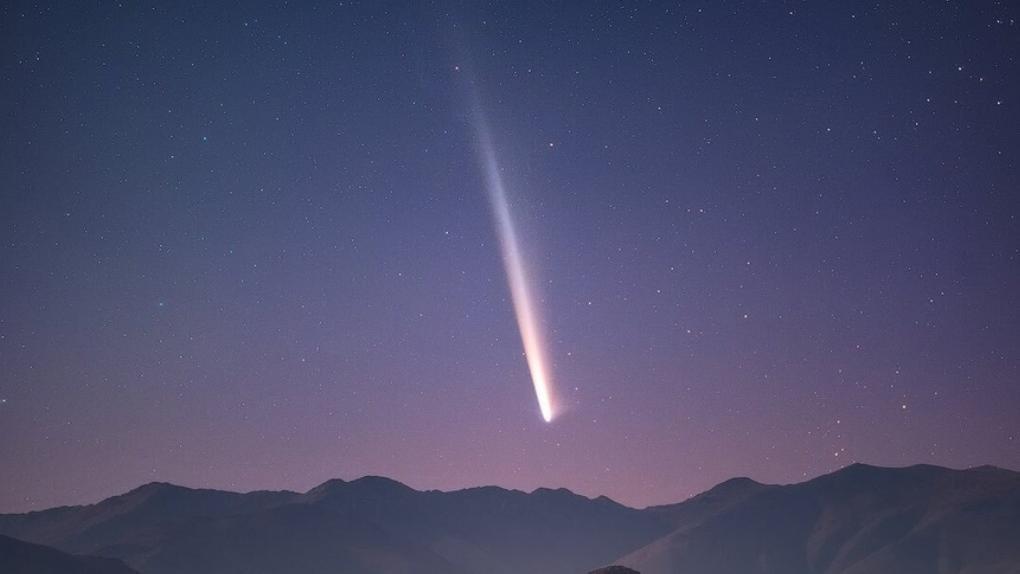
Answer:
top-left (469, 105), bottom-right (556, 423)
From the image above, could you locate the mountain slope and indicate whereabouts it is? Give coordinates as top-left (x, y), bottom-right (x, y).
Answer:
top-left (615, 464), bottom-right (1020, 574)
top-left (0, 534), bottom-right (140, 574)
top-left (133, 500), bottom-right (469, 574)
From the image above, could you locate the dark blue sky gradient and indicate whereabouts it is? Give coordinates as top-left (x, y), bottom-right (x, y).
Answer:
top-left (1, 1), bottom-right (1017, 512)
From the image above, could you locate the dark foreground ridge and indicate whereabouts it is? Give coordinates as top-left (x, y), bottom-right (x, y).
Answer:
top-left (0, 534), bottom-right (139, 574)
top-left (0, 463), bottom-right (1018, 574)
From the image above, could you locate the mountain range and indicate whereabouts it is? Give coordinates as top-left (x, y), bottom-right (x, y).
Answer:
top-left (0, 463), bottom-right (1017, 574)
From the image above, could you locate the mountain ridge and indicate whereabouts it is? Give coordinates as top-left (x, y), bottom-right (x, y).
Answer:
top-left (8, 462), bottom-right (1015, 516)
top-left (0, 463), bottom-right (1017, 574)
top-left (617, 463), bottom-right (1020, 574)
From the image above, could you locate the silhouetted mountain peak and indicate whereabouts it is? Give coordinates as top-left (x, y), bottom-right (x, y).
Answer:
top-left (531, 486), bottom-right (576, 497)
top-left (530, 486), bottom-right (614, 508)
top-left (122, 482), bottom-right (190, 498)
top-left (452, 485), bottom-right (519, 496)
top-left (966, 464), bottom-right (1016, 475)
top-left (838, 461), bottom-right (949, 474)
top-left (594, 494), bottom-right (624, 507)
top-left (304, 476), bottom-right (416, 504)
top-left (711, 476), bottom-right (762, 491)
top-left (655, 475), bottom-right (767, 511)
top-left (103, 482), bottom-right (198, 512)
top-left (116, 482), bottom-right (296, 504)
top-left (349, 475), bottom-right (412, 490)
top-left (305, 478), bottom-right (346, 493)
top-left (842, 462), bottom-right (879, 472)
top-left (825, 462), bottom-right (1018, 482)
top-left (811, 461), bottom-right (950, 485)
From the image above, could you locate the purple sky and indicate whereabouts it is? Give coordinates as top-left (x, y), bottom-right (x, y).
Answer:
top-left (1, 1), bottom-right (1018, 513)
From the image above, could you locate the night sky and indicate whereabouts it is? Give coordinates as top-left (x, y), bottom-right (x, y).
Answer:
top-left (2, 1), bottom-right (1018, 514)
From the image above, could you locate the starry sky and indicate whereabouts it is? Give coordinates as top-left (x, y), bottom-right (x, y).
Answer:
top-left (1, 1), bottom-right (1018, 513)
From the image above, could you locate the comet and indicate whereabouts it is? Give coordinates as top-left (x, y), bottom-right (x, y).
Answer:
top-left (468, 97), bottom-right (556, 423)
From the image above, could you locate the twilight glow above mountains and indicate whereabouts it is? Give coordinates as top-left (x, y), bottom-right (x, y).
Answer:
top-left (1, 1), bottom-right (1018, 514)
